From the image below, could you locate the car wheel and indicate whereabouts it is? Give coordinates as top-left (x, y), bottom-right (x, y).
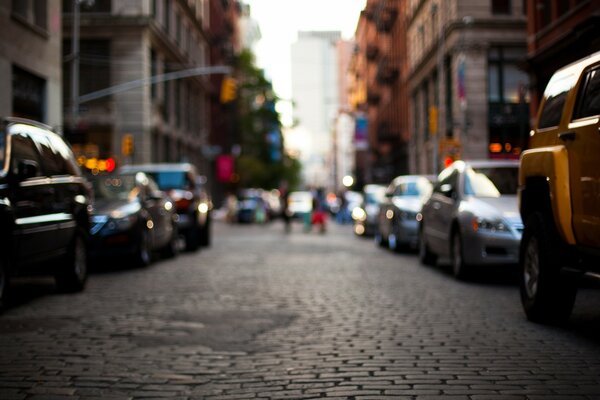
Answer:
top-left (375, 231), bottom-right (387, 248)
top-left (199, 215), bottom-right (211, 247)
top-left (520, 212), bottom-right (577, 323)
top-left (55, 229), bottom-right (88, 293)
top-left (185, 218), bottom-right (200, 252)
top-left (418, 225), bottom-right (437, 266)
top-left (162, 224), bottom-right (179, 259)
top-left (135, 228), bottom-right (152, 266)
top-left (451, 231), bottom-right (470, 280)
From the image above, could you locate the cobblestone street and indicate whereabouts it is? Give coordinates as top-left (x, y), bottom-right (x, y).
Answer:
top-left (1, 221), bottom-right (600, 399)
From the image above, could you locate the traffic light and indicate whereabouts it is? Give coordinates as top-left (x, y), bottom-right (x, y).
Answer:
top-left (220, 77), bottom-right (237, 103)
top-left (122, 134), bottom-right (134, 156)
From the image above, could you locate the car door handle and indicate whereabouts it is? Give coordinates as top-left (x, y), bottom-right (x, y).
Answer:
top-left (559, 131), bottom-right (576, 141)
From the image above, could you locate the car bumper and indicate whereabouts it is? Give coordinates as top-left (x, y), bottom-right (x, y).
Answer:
top-left (89, 231), bottom-right (138, 258)
top-left (462, 230), bottom-right (521, 265)
top-left (396, 219), bottom-right (419, 247)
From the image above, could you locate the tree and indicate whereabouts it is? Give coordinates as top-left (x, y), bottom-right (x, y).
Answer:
top-left (233, 49), bottom-right (301, 190)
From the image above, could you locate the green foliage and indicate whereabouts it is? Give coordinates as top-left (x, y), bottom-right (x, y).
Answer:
top-left (232, 49), bottom-right (302, 190)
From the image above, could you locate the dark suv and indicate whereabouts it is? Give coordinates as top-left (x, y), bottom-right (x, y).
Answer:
top-left (119, 163), bottom-right (211, 251)
top-left (0, 118), bottom-right (91, 305)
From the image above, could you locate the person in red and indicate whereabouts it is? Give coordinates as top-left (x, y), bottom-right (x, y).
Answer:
top-left (311, 188), bottom-right (327, 233)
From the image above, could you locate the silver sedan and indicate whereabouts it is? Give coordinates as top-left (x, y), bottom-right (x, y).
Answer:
top-left (418, 160), bottom-right (523, 279)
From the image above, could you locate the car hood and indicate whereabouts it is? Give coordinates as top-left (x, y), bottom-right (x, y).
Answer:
top-left (392, 196), bottom-right (423, 213)
top-left (93, 199), bottom-right (140, 217)
top-left (465, 195), bottom-right (521, 223)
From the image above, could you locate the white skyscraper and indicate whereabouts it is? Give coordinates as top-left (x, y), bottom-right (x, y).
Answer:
top-left (291, 31), bottom-right (341, 188)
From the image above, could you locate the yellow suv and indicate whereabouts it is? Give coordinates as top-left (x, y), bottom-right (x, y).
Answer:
top-left (519, 51), bottom-right (600, 323)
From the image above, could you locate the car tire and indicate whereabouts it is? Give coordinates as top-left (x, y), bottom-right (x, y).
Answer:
top-left (162, 224), bottom-right (179, 259)
top-left (375, 231), bottom-right (387, 248)
top-left (418, 225), bottom-right (437, 266)
top-left (199, 215), bottom-right (211, 247)
top-left (520, 212), bottom-right (577, 324)
top-left (55, 229), bottom-right (88, 293)
top-left (135, 228), bottom-right (152, 267)
top-left (185, 215), bottom-right (200, 252)
top-left (451, 231), bottom-right (470, 280)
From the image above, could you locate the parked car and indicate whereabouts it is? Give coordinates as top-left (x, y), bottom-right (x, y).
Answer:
top-left (89, 172), bottom-right (178, 266)
top-left (119, 163), bottom-right (211, 251)
top-left (0, 117), bottom-right (91, 304)
top-left (352, 184), bottom-right (386, 237)
top-left (376, 176), bottom-right (433, 251)
top-left (419, 160), bottom-right (522, 279)
top-left (518, 50), bottom-right (600, 323)
top-left (287, 191), bottom-right (313, 219)
top-left (237, 188), bottom-right (268, 223)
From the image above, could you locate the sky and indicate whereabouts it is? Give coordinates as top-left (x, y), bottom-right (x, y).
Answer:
top-left (244, 0), bottom-right (366, 126)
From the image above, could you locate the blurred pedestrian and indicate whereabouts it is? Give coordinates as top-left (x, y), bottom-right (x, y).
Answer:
top-left (280, 181), bottom-right (291, 233)
top-left (311, 188), bottom-right (327, 233)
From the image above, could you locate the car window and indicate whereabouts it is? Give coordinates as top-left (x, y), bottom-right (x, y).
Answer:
top-left (365, 188), bottom-right (385, 204)
top-left (433, 168), bottom-right (458, 195)
top-left (147, 171), bottom-right (188, 190)
top-left (91, 175), bottom-right (136, 200)
top-left (464, 166), bottom-right (518, 197)
top-left (394, 181), bottom-right (420, 196)
top-left (573, 67), bottom-right (600, 120)
top-left (47, 133), bottom-right (80, 176)
top-left (9, 132), bottom-right (43, 178)
top-left (31, 132), bottom-right (63, 176)
top-left (538, 73), bottom-right (576, 129)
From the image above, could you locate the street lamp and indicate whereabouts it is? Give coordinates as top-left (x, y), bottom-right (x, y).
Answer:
top-left (342, 175), bottom-right (354, 188)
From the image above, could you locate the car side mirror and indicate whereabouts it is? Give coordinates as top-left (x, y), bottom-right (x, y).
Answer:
top-left (17, 159), bottom-right (39, 180)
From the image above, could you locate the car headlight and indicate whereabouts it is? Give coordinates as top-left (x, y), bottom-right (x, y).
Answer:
top-left (352, 207), bottom-right (367, 222)
top-left (472, 217), bottom-right (508, 232)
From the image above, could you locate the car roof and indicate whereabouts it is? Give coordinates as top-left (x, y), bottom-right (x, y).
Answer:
top-left (119, 163), bottom-right (195, 173)
top-left (461, 159), bottom-right (519, 169)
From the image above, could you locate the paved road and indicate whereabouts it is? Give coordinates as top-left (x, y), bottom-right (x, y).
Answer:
top-left (1, 220), bottom-right (600, 400)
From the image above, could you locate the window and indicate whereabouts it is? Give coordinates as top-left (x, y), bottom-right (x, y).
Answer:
top-left (465, 166), bottom-right (518, 196)
top-left (12, 66), bottom-right (46, 122)
top-left (573, 68), bottom-right (600, 120)
top-left (164, 0), bottom-right (171, 34)
top-left (12, 0), bottom-right (47, 31)
top-left (538, 73), bottom-right (576, 129)
top-left (151, 50), bottom-right (157, 99)
top-left (488, 47), bottom-right (529, 104)
top-left (492, 0), bottom-right (511, 14)
top-left (433, 168), bottom-right (458, 197)
top-left (9, 132), bottom-right (42, 178)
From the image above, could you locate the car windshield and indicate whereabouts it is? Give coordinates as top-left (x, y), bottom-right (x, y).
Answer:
top-left (146, 171), bottom-right (188, 190)
top-left (396, 182), bottom-right (421, 196)
top-left (365, 188), bottom-right (386, 204)
top-left (464, 166), bottom-right (518, 197)
top-left (92, 175), bottom-right (137, 200)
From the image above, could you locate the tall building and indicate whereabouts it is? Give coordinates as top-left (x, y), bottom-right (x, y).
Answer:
top-left (349, 0), bottom-right (409, 186)
top-left (63, 0), bottom-right (212, 173)
top-left (0, 1), bottom-right (62, 128)
top-left (291, 31), bottom-right (341, 188)
top-left (407, 0), bottom-right (529, 174)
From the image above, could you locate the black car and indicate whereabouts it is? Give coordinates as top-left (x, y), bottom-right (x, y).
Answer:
top-left (119, 163), bottom-right (211, 251)
top-left (89, 172), bottom-right (179, 266)
top-left (0, 117), bottom-right (91, 304)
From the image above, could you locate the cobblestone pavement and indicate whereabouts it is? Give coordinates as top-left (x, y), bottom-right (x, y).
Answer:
top-left (1, 220), bottom-right (600, 400)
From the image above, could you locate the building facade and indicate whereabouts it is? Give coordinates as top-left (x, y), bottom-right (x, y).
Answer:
top-left (349, 0), bottom-right (409, 187)
top-left (526, 0), bottom-right (600, 115)
top-left (63, 0), bottom-right (212, 173)
top-left (0, 0), bottom-right (62, 128)
top-left (291, 31), bottom-right (341, 188)
top-left (407, 0), bottom-right (529, 174)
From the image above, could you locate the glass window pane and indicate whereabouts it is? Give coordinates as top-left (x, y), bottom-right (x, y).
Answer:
top-left (538, 73), bottom-right (576, 128)
top-left (503, 64), bottom-right (529, 103)
top-left (488, 63), bottom-right (500, 102)
top-left (574, 69), bottom-right (600, 119)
